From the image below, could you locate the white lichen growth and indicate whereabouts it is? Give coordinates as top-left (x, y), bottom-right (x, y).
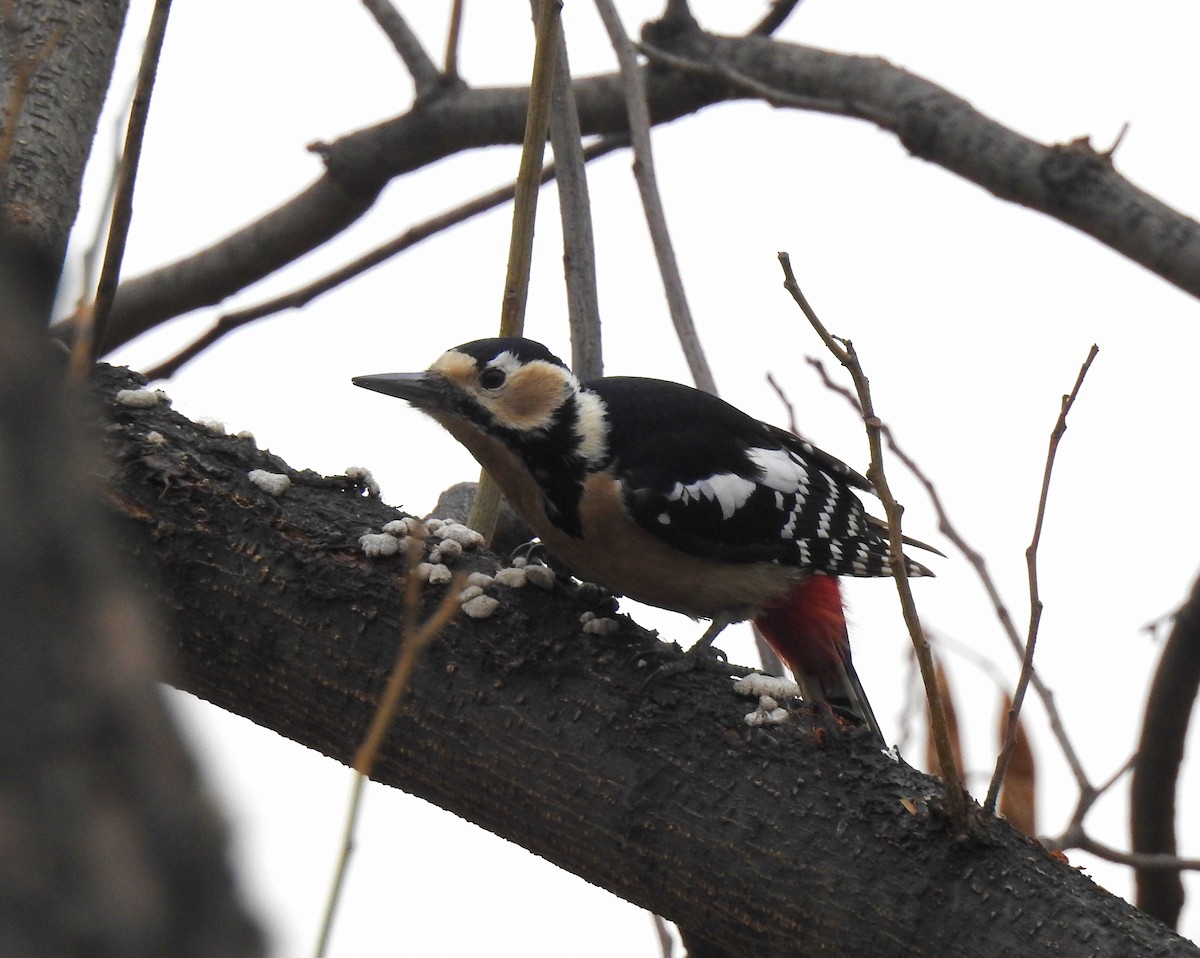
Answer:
top-left (115, 387), bottom-right (168, 408)
top-left (458, 584), bottom-right (485, 602)
top-left (434, 521), bottom-right (485, 549)
top-left (196, 416), bottom-right (226, 436)
top-left (345, 465), bottom-right (381, 497)
top-left (582, 616), bottom-right (620, 636)
top-left (466, 572), bottom-right (494, 588)
top-left (523, 564), bottom-right (556, 590)
top-left (425, 562), bottom-right (453, 584)
top-left (235, 429), bottom-right (256, 443)
top-left (732, 673), bottom-right (801, 700)
top-left (744, 706), bottom-right (790, 727)
top-left (383, 517), bottom-right (426, 538)
top-left (360, 532), bottom-right (401, 557)
top-left (145, 431), bottom-right (166, 445)
top-left (461, 594), bottom-right (500, 619)
top-left (493, 567), bottom-right (526, 588)
top-left (248, 470), bottom-right (291, 496)
top-left (429, 538), bottom-right (463, 563)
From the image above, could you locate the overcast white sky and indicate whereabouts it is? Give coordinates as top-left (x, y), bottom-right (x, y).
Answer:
top-left (75, 1), bottom-right (1200, 953)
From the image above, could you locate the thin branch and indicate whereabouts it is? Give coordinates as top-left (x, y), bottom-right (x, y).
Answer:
top-left (360, 0), bottom-right (443, 97)
top-left (314, 534), bottom-right (464, 958)
top-left (806, 352), bottom-right (1095, 792)
top-left (594, 0), bottom-right (716, 394)
top-left (749, 0), bottom-right (805, 36)
top-left (143, 134), bottom-right (628, 381)
top-left (73, 74), bottom-right (139, 315)
top-left (777, 251), bottom-right (967, 832)
top-left (67, 0), bottom-right (171, 382)
top-left (548, 21), bottom-right (603, 379)
top-left (468, 0), bottom-right (562, 542)
top-left (984, 345), bottom-right (1099, 815)
top-left (1066, 835), bottom-right (1200, 873)
top-left (498, 0), bottom-right (561, 337)
top-left (444, 0), bottom-right (465, 79)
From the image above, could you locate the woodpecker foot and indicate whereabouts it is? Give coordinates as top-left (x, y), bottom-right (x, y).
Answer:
top-left (637, 643), bottom-right (752, 691)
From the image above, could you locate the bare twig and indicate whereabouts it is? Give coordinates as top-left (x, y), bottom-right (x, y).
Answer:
top-left (806, 352), bottom-right (1096, 792)
top-left (314, 535), bottom-right (464, 958)
top-left (143, 134), bottom-right (628, 381)
top-left (984, 345), bottom-right (1098, 815)
top-left (547, 18), bottom-right (603, 379)
top-left (594, 0), bottom-right (716, 394)
top-left (749, 0), bottom-right (805, 36)
top-left (360, 0), bottom-right (442, 97)
top-left (777, 251), bottom-right (967, 831)
top-left (73, 74), bottom-right (139, 314)
top-left (444, 0), bottom-right (465, 79)
top-left (68, 0), bottom-right (171, 382)
top-left (468, 0), bottom-right (562, 542)
top-left (498, 0), bottom-right (561, 337)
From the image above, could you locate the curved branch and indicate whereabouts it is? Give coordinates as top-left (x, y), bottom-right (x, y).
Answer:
top-left (94, 361), bottom-right (1199, 958)
top-left (78, 18), bottom-right (1200, 355)
top-left (641, 28), bottom-right (1200, 299)
top-left (1131, 571), bottom-right (1200, 927)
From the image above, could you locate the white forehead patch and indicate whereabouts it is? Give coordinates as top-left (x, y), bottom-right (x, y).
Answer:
top-left (486, 351), bottom-right (522, 376)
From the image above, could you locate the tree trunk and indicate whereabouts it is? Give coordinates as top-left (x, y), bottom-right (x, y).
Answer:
top-left (0, 4), bottom-right (262, 954)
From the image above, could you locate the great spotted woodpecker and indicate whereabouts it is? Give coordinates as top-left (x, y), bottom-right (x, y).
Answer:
top-left (354, 337), bottom-right (933, 741)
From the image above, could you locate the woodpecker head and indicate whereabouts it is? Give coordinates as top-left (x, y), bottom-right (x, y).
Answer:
top-left (354, 338), bottom-right (610, 534)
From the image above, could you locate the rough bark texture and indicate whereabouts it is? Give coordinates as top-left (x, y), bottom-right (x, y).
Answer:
top-left (0, 0), bottom-right (129, 291)
top-left (96, 362), bottom-right (1196, 958)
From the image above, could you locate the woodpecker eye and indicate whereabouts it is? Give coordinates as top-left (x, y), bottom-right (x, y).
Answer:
top-left (479, 367), bottom-right (507, 390)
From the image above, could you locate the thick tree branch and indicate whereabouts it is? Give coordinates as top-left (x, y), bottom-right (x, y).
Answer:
top-left (640, 27), bottom-right (1200, 297)
top-left (93, 362), bottom-right (1198, 958)
top-left (75, 17), bottom-right (1200, 355)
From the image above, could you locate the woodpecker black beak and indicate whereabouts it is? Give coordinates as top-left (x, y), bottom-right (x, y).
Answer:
top-left (352, 371), bottom-right (443, 407)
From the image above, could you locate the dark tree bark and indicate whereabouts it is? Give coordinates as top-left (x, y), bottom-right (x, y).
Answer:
top-left (0, 0), bottom-right (130, 300)
top-left (0, 4), bottom-right (262, 954)
top-left (1132, 573), bottom-right (1200, 928)
top-left (95, 362), bottom-right (1197, 958)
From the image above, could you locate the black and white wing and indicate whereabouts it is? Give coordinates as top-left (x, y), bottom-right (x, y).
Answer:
top-left (590, 376), bottom-right (928, 578)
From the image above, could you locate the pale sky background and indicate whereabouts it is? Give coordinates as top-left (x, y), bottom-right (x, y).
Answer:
top-left (70, 1), bottom-right (1200, 953)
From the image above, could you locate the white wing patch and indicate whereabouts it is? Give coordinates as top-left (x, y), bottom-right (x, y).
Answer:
top-left (746, 446), bottom-right (810, 494)
top-left (669, 472), bottom-right (757, 520)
